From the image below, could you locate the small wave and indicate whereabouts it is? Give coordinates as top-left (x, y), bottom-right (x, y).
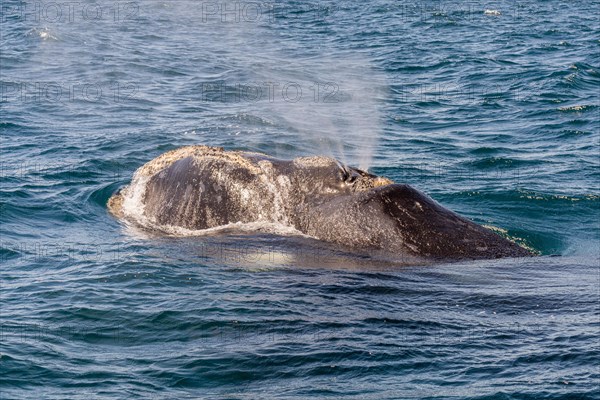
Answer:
top-left (557, 105), bottom-right (593, 112)
top-left (517, 191), bottom-right (599, 202)
top-left (482, 224), bottom-right (540, 255)
top-left (484, 10), bottom-right (501, 16)
top-left (25, 27), bottom-right (58, 41)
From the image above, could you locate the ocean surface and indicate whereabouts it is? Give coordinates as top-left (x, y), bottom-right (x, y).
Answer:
top-left (1, 0), bottom-right (599, 398)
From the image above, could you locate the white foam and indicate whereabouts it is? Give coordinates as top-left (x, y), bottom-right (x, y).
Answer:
top-left (484, 9), bottom-right (501, 16)
top-left (154, 220), bottom-right (310, 238)
top-left (26, 27), bottom-right (58, 41)
top-left (120, 169), bottom-right (155, 228)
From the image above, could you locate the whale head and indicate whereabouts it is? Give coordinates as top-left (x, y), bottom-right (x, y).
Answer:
top-left (108, 145), bottom-right (533, 261)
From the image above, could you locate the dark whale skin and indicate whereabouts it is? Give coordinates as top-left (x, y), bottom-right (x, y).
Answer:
top-left (302, 184), bottom-right (532, 260)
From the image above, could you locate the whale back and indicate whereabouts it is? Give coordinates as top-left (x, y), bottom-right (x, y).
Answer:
top-left (142, 154), bottom-right (295, 230)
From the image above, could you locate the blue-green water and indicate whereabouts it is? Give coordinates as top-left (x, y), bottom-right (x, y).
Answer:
top-left (1, 1), bottom-right (599, 398)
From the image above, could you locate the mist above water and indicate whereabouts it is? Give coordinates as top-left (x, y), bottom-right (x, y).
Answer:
top-left (259, 55), bottom-right (388, 171)
top-left (198, 2), bottom-right (388, 170)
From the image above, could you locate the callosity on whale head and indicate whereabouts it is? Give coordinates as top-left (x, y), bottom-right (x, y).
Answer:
top-left (108, 145), bottom-right (533, 261)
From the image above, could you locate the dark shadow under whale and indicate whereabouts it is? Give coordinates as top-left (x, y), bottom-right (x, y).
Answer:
top-left (108, 145), bottom-right (533, 262)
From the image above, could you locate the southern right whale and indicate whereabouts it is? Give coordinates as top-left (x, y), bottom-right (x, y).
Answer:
top-left (108, 145), bottom-right (533, 262)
